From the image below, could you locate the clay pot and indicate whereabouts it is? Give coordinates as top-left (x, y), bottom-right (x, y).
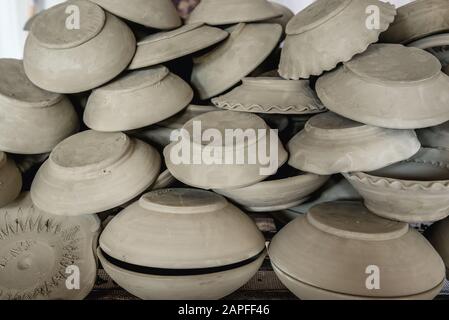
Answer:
top-left (317, 44), bottom-right (449, 129)
top-left (417, 121), bottom-right (449, 150)
top-left (212, 77), bottom-right (325, 115)
top-left (279, 0), bottom-right (396, 79)
top-left (31, 130), bottom-right (161, 216)
top-left (344, 148), bottom-right (449, 223)
top-left (84, 66), bottom-right (193, 132)
top-left (191, 23), bottom-right (282, 100)
top-left (0, 193), bottom-right (100, 300)
top-left (187, 0), bottom-right (281, 25)
top-left (287, 112), bottom-right (421, 175)
top-left (0, 59), bottom-right (79, 154)
top-left (24, 0), bottom-right (136, 93)
top-left (0, 152), bottom-right (22, 208)
top-left (267, 2), bottom-right (294, 33)
top-left (381, 0), bottom-right (449, 44)
top-left (164, 111), bottom-right (288, 190)
top-left (98, 188), bottom-right (266, 300)
top-left (214, 165), bottom-right (329, 212)
top-left (269, 202), bottom-right (446, 300)
top-left (425, 218), bottom-right (449, 278)
top-left (89, 0), bottom-right (181, 29)
top-left (408, 33), bottom-right (449, 68)
top-left (129, 23), bottom-right (228, 70)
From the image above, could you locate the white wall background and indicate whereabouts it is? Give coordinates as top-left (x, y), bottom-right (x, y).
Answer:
top-left (0, 0), bottom-right (415, 59)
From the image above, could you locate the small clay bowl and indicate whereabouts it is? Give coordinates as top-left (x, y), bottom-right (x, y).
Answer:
top-left (0, 152), bottom-right (22, 208)
top-left (0, 193), bottom-right (100, 300)
top-left (24, 0), bottom-right (136, 93)
top-left (31, 130), bottom-right (161, 216)
top-left (425, 218), bottom-right (449, 278)
top-left (344, 148), bottom-right (449, 223)
top-left (98, 189), bottom-right (266, 300)
top-left (269, 202), bottom-right (446, 300)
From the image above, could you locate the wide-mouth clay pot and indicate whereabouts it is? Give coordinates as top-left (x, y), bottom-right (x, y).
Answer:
top-left (89, 0), bottom-right (181, 29)
top-left (267, 2), bottom-right (294, 33)
top-left (0, 193), bottom-right (100, 300)
top-left (129, 23), bottom-right (228, 70)
top-left (24, 0), bottom-right (136, 94)
top-left (214, 165), bottom-right (329, 212)
top-left (191, 23), bottom-right (283, 100)
top-left (164, 111), bottom-right (288, 190)
top-left (211, 77), bottom-right (326, 115)
top-left (269, 201), bottom-right (446, 300)
top-left (344, 148), bottom-right (449, 223)
top-left (408, 33), bottom-right (449, 68)
top-left (317, 44), bottom-right (449, 129)
top-left (31, 130), bottom-right (161, 216)
top-left (381, 0), bottom-right (449, 44)
top-left (425, 218), bottom-right (449, 278)
top-left (0, 152), bottom-right (22, 208)
top-left (187, 0), bottom-right (281, 25)
top-left (278, 0), bottom-right (396, 79)
top-left (287, 112), bottom-right (421, 175)
top-left (417, 121), bottom-right (449, 150)
top-left (98, 188), bottom-right (266, 300)
top-left (84, 66), bottom-right (193, 132)
top-left (0, 59), bottom-right (79, 154)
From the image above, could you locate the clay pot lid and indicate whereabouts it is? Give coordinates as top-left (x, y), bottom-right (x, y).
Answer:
top-left (158, 104), bottom-right (218, 130)
top-left (286, 0), bottom-right (352, 35)
top-left (345, 44), bottom-right (441, 85)
top-left (307, 202), bottom-right (409, 241)
top-left (100, 188), bottom-right (266, 269)
top-left (30, 0), bottom-right (105, 49)
top-left (268, 2), bottom-right (294, 30)
top-left (0, 59), bottom-right (62, 107)
top-left (140, 23), bottom-right (204, 44)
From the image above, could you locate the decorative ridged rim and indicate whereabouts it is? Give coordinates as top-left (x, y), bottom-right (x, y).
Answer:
top-left (212, 101), bottom-right (325, 114)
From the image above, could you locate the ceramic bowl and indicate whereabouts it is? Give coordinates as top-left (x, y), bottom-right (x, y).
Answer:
top-left (24, 0), bottom-right (136, 93)
top-left (89, 0), bottom-right (181, 29)
top-left (164, 111), bottom-right (288, 190)
top-left (0, 59), bottom-right (79, 154)
top-left (317, 44), bottom-right (449, 129)
top-left (187, 0), bottom-right (281, 25)
top-left (129, 23), bottom-right (228, 70)
top-left (408, 33), bottom-right (449, 68)
top-left (31, 130), bottom-right (161, 216)
top-left (381, 0), bottom-right (449, 44)
top-left (267, 2), bottom-right (294, 33)
top-left (212, 77), bottom-right (325, 115)
top-left (344, 148), bottom-right (449, 223)
top-left (98, 188), bottom-right (266, 300)
top-left (287, 112), bottom-right (421, 175)
top-left (214, 165), bottom-right (329, 212)
top-left (191, 23), bottom-right (282, 100)
top-left (417, 121), bottom-right (449, 150)
top-left (0, 152), bottom-right (22, 208)
top-left (278, 0), bottom-right (396, 79)
top-left (425, 218), bottom-right (449, 278)
top-left (0, 193), bottom-right (100, 300)
top-left (84, 66), bottom-right (193, 132)
top-left (269, 202), bottom-right (446, 300)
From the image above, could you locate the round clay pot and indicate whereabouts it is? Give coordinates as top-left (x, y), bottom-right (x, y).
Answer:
top-left (98, 188), bottom-right (266, 300)
top-left (31, 130), bottom-right (161, 216)
top-left (0, 59), bottom-right (79, 154)
top-left (425, 218), bottom-right (449, 278)
top-left (0, 193), bottom-right (100, 300)
top-left (24, 0), bottom-right (136, 93)
top-left (0, 152), bottom-right (22, 208)
top-left (269, 202), bottom-right (446, 300)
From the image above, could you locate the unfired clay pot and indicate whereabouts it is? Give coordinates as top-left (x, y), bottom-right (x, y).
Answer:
top-left (211, 77), bottom-right (325, 115)
top-left (344, 148), bottom-right (449, 223)
top-left (0, 152), bottom-right (22, 208)
top-left (0, 59), bottom-right (79, 154)
top-left (214, 166), bottom-right (329, 212)
top-left (267, 2), bottom-right (294, 32)
top-left (381, 0), bottom-right (449, 44)
top-left (317, 44), bottom-right (449, 129)
top-left (84, 66), bottom-right (193, 132)
top-left (425, 218), bottom-right (449, 278)
top-left (164, 111), bottom-right (288, 190)
top-left (0, 193), bottom-right (100, 300)
top-left (408, 33), bottom-right (449, 68)
top-left (129, 23), bottom-right (228, 70)
top-left (269, 202), bottom-right (446, 300)
top-left (417, 121), bottom-right (449, 150)
top-left (287, 112), bottom-right (421, 175)
top-left (191, 23), bottom-right (282, 100)
top-left (89, 0), bottom-right (181, 29)
top-left (98, 189), bottom-right (266, 300)
top-left (31, 130), bottom-right (161, 216)
top-left (24, 0), bottom-right (136, 93)
top-left (187, 0), bottom-right (281, 25)
top-left (279, 0), bottom-right (396, 79)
